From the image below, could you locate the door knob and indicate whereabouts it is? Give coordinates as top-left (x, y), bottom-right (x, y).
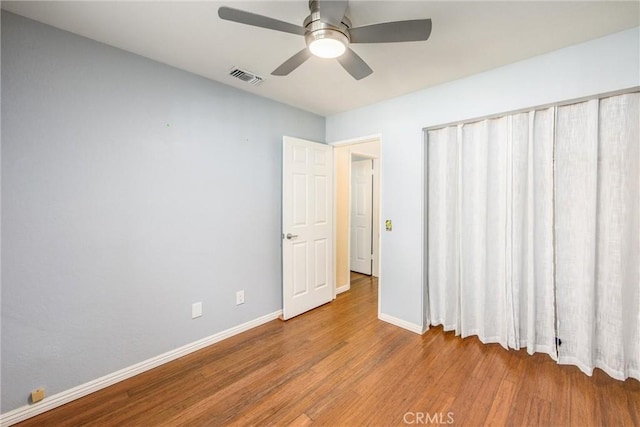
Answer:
top-left (286, 233), bottom-right (298, 240)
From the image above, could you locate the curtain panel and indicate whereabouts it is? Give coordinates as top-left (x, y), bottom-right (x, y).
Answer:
top-left (555, 93), bottom-right (639, 380)
top-left (426, 92), bottom-right (639, 380)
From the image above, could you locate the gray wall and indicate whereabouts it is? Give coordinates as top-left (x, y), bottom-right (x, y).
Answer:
top-left (1, 11), bottom-right (324, 413)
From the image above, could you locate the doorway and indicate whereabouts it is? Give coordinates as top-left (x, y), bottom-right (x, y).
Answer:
top-left (332, 137), bottom-right (381, 294)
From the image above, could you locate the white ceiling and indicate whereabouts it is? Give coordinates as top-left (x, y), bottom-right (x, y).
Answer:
top-left (3, 1), bottom-right (639, 116)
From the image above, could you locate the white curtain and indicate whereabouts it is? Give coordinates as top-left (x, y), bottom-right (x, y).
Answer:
top-left (427, 108), bottom-right (557, 358)
top-left (509, 109), bottom-right (557, 356)
top-left (427, 92), bottom-right (639, 380)
top-left (427, 125), bottom-right (460, 332)
top-left (458, 117), bottom-right (510, 347)
top-left (555, 93), bottom-right (639, 380)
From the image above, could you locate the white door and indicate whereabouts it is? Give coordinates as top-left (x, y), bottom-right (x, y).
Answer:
top-left (350, 159), bottom-right (373, 275)
top-left (282, 136), bottom-right (334, 320)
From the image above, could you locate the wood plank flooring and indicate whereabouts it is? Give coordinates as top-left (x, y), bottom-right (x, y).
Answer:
top-left (18, 273), bottom-right (640, 426)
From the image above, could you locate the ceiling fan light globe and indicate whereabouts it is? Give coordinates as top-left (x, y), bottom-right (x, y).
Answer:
top-left (309, 38), bottom-right (346, 58)
top-left (305, 28), bottom-right (349, 59)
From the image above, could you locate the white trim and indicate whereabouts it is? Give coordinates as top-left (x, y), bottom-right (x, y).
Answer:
top-left (371, 157), bottom-right (380, 277)
top-left (0, 310), bottom-right (282, 427)
top-left (331, 144), bottom-right (338, 301)
top-left (378, 313), bottom-right (427, 335)
top-left (336, 283), bottom-right (351, 294)
top-left (329, 133), bottom-right (383, 147)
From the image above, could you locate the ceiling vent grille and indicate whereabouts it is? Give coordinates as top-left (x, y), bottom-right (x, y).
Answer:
top-left (228, 67), bottom-right (264, 86)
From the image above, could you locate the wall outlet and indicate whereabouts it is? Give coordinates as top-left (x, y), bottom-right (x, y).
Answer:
top-left (236, 290), bottom-right (245, 305)
top-left (30, 388), bottom-right (45, 404)
top-left (192, 302), bottom-right (202, 319)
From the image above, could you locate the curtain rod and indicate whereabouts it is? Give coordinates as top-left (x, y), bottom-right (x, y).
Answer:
top-left (422, 86), bottom-right (640, 132)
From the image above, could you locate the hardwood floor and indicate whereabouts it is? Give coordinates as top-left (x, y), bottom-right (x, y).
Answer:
top-left (18, 274), bottom-right (640, 426)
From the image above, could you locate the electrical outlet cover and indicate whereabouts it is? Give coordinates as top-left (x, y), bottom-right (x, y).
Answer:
top-left (31, 388), bottom-right (45, 404)
top-left (192, 302), bottom-right (202, 318)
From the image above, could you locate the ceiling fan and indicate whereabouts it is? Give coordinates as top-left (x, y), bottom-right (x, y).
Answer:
top-left (218, 0), bottom-right (432, 80)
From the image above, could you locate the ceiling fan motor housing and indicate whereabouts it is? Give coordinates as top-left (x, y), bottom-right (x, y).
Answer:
top-left (304, 2), bottom-right (351, 52)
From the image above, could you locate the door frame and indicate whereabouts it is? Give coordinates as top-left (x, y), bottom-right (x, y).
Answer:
top-left (330, 134), bottom-right (382, 317)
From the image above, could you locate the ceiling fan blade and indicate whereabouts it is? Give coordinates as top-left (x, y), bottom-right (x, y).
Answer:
top-left (272, 48), bottom-right (313, 76)
top-left (337, 48), bottom-right (373, 80)
top-left (218, 6), bottom-right (306, 36)
top-left (318, 0), bottom-right (349, 27)
top-left (349, 19), bottom-right (432, 43)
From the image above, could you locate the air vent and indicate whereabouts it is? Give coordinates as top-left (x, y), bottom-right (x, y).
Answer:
top-left (228, 67), bottom-right (264, 86)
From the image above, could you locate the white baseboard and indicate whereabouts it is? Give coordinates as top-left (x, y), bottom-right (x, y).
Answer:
top-left (378, 313), bottom-right (426, 335)
top-left (0, 310), bottom-right (282, 427)
top-left (336, 283), bottom-right (350, 294)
